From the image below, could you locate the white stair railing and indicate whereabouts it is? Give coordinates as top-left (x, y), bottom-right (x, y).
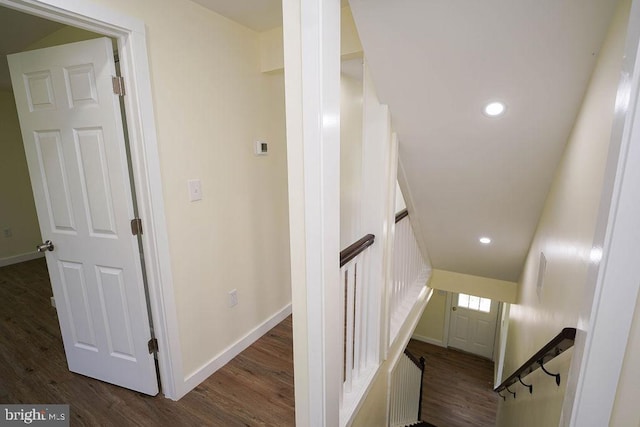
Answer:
top-left (389, 349), bottom-right (425, 427)
top-left (339, 234), bottom-right (377, 423)
top-left (389, 210), bottom-right (430, 345)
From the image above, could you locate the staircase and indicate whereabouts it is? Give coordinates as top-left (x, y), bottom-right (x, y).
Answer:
top-left (390, 348), bottom-right (428, 427)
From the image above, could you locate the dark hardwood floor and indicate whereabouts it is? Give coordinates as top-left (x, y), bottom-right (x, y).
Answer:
top-left (406, 339), bottom-right (498, 427)
top-left (0, 258), bottom-right (295, 426)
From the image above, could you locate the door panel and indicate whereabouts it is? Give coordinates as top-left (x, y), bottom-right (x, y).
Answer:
top-left (448, 293), bottom-right (499, 359)
top-left (8, 38), bottom-right (158, 395)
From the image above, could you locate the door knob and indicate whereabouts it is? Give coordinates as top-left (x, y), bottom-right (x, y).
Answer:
top-left (37, 240), bottom-right (54, 252)
top-left (452, 306), bottom-right (457, 311)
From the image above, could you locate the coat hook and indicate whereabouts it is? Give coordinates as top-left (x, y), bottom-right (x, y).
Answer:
top-left (518, 375), bottom-right (533, 394)
top-left (538, 360), bottom-right (561, 386)
top-left (497, 391), bottom-right (506, 401)
top-left (505, 385), bottom-right (516, 399)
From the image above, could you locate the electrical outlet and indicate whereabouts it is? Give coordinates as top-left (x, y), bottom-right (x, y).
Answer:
top-left (50, 297), bottom-right (56, 308)
top-left (228, 289), bottom-right (238, 307)
top-left (3, 228), bottom-right (11, 238)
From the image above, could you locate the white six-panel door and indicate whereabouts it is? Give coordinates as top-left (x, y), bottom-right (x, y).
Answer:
top-left (8, 38), bottom-right (158, 395)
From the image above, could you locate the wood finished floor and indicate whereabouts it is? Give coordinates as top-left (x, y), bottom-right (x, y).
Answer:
top-left (406, 339), bottom-right (498, 427)
top-left (0, 258), bottom-right (295, 426)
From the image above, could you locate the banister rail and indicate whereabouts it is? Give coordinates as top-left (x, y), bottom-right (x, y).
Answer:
top-left (494, 327), bottom-right (576, 397)
top-left (403, 349), bottom-right (426, 423)
top-left (390, 349), bottom-right (426, 426)
top-left (395, 208), bottom-right (408, 223)
top-left (340, 234), bottom-right (375, 267)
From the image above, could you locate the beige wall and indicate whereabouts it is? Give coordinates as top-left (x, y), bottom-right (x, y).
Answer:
top-left (430, 269), bottom-right (517, 303)
top-left (496, 0), bottom-right (630, 425)
top-left (340, 73), bottom-right (363, 248)
top-left (259, 5), bottom-right (363, 73)
top-left (413, 289), bottom-right (447, 344)
top-left (27, 26), bottom-right (103, 50)
top-left (0, 89), bottom-right (41, 261)
top-left (74, 0), bottom-right (292, 379)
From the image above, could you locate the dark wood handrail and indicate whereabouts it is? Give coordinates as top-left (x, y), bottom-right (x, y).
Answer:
top-left (494, 327), bottom-right (576, 394)
top-left (395, 209), bottom-right (409, 223)
top-left (403, 348), bottom-right (423, 370)
top-left (340, 234), bottom-right (375, 267)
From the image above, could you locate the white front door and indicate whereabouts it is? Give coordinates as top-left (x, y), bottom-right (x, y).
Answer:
top-left (8, 37), bottom-right (158, 395)
top-left (448, 293), bottom-right (499, 359)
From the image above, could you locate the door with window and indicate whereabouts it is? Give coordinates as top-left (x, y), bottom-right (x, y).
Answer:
top-left (448, 293), bottom-right (499, 359)
top-left (8, 37), bottom-right (158, 394)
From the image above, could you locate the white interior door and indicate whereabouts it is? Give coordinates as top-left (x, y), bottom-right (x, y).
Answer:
top-left (8, 37), bottom-right (158, 395)
top-left (448, 293), bottom-right (499, 359)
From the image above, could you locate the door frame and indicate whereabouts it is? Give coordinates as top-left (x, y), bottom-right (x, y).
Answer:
top-left (445, 292), bottom-right (500, 359)
top-left (1, 0), bottom-right (182, 399)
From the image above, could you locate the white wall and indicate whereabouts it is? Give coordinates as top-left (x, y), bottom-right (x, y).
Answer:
top-left (77, 0), bottom-right (291, 385)
top-left (340, 73), bottom-right (363, 249)
top-left (609, 288), bottom-right (640, 426)
top-left (394, 181), bottom-right (406, 213)
top-left (0, 89), bottom-right (42, 263)
top-left (496, 0), bottom-right (630, 424)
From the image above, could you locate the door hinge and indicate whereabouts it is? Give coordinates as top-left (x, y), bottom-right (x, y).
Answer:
top-left (112, 76), bottom-right (125, 96)
top-left (131, 218), bottom-right (143, 235)
top-left (148, 338), bottom-right (159, 354)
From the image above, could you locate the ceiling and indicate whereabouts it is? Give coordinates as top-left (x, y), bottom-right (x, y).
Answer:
top-left (3, 0), bottom-right (617, 283)
top-left (347, 0), bottom-right (618, 281)
top-left (0, 7), bottom-right (64, 88)
top-left (197, 0), bottom-right (618, 282)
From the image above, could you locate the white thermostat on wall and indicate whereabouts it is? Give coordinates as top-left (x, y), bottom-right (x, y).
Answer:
top-left (255, 140), bottom-right (268, 156)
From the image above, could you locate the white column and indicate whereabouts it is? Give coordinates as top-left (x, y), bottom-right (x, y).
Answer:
top-left (282, 0), bottom-right (341, 425)
top-left (360, 62), bottom-right (393, 362)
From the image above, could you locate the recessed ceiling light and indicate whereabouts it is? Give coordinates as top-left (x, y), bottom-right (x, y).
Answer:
top-left (479, 237), bottom-right (492, 244)
top-left (483, 101), bottom-right (506, 117)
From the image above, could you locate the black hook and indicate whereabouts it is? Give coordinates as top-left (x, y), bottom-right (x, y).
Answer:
top-left (497, 391), bottom-right (506, 401)
top-left (538, 360), bottom-right (561, 386)
top-left (518, 375), bottom-right (533, 394)
top-left (505, 385), bottom-right (516, 399)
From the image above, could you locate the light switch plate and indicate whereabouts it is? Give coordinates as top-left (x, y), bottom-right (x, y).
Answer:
top-left (188, 179), bottom-right (202, 202)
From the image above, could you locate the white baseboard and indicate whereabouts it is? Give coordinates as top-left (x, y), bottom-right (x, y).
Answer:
top-left (412, 334), bottom-right (446, 348)
top-left (0, 251), bottom-right (44, 267)
top-left (180, 303), bottom-right (292, 398)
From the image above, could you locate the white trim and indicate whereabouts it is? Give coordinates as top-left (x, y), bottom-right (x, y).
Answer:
top-left (381, 132), bottom-right (400, 358)
top-left (0, 251), bottom-right (44, 267)
top-left (411, 334), bottom-right (446, 348)
top-left (562, 0), bottom-right (640, 424)
top-left (183, 304), bottom-right (292, 394)
top-left (283, 0), bottom-right (342, 425)
top-left (494, 302), bottom-right (510, 387)
top-left (0, 0), bottom-right (181, 400)
top-left (443, 291), bottom-right (452, 347)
